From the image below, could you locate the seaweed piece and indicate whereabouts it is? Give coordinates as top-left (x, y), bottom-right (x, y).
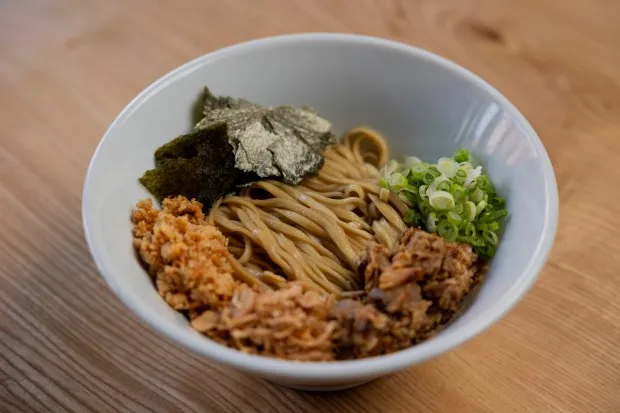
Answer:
top-left (139, 88), bottom-right (337, 210)
top-left (202, 86), bottom-right (258, 112)
top-left (268, 105), bottom-right (334, 151)
top-left (265, 130), bottom-right (324, 184)
top-left (139, 123), bottom-right (240, 208)
top-left (195, 90), bottom-right (336, 185)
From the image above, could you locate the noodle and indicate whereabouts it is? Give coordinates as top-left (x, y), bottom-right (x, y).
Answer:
top-left (209, 127), bottom-right (407, 294)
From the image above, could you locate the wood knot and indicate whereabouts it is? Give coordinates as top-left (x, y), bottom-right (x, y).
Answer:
top-left (462, 19), bottom-right (505, 44)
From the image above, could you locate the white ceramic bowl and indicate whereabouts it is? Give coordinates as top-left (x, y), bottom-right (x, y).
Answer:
top-left (83, 33), bottom-right (558, 391)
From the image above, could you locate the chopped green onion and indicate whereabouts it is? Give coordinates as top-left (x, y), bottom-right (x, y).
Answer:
top-left (478, 222), bottom-right (500, 232)
top-left (404, 209), bottom-right (422, 226)
top-left (452, 184), bottom-right (466, 202)
top-left (388, 172), bottom-right (407, 192)
top-left (422, 170), bottom-right (439, 184)
top-left (478, 209), bottom-right (508, 224)
top-left (404, 156), bottom-right (422, 168)
top-left (428, 175), bottom-right (448, 191)
top-left (486, 222), bottom-right (500, 232)
top-left (465, 165), bottom-right (482, 187)
top-left (429, 191), bottom-right (455, 211)
top-left (464, 222), bottom-right (476, 238)
top-left (447, 211), bottom-right (462, 225)
top-left (469, 187), bottom-right (484, 203)
top-left (482, 230), bottom-right (499, 246)
top-left (469, 234), bottom-right (486, 247)
top-left (418, 185), bottom-right (428, 198)
top-left (380, 148), bottom-right (507, 259)
top-left (410, 163), bottom-right (428, 174)
top-left (436, 180), bottom-right (453, 193)
top-left (437, 157), bottom-right (458, 178)
top-left (426, 212), bottom-right (438, 232)
top-left (463, 201), bottom-right (477, 222)
top-left (490, 196), bottom-right (506, 209)
top-left (438, 219), bottom-right (458, 241)
top-left (476, 175), bottom-right (494, 193)
top-left (454, 148), bottom-right (471, 163)
top-left (419, 201), bottom-right (432, 217)
top-left (380, 160), bottom-right (399, 179)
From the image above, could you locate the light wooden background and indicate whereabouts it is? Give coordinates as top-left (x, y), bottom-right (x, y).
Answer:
top-left (1, 0), bottom-right (619, 412)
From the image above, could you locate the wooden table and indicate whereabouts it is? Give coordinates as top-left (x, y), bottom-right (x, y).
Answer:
top-left (2, 0), bottom-right (619, 412)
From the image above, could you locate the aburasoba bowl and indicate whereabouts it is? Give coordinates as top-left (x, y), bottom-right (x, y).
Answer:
top-left (83, 33), bottom-right (558, 391)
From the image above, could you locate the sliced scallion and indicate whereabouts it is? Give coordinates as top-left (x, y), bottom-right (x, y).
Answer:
top-left (404, 156), bottom-right (422, 168)
top-left (380, 148), bottom-right (507, 259)
top-left (426, 212), bottom-right (438, 232)
top-left (437, 157), bottom-right (458, 178)
top-left (447, 211), bottom-right (462, 225)
top-left (463, 201), bottom-right (477, 222)
top-left (438, 219), bottom-right (458, 241)
top-left (429, 190), bottom-right (455, 211)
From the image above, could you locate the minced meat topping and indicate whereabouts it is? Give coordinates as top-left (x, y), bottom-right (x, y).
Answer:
top-left (132, 197), bottom-right (483, 361)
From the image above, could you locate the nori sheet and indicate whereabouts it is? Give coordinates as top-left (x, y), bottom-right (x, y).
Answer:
top-left (195, 88), bottom-right (335, 185)
top-left (139, 88), bottom-right (336, 210)
top-left (139, 122), bottom-right (240, 208)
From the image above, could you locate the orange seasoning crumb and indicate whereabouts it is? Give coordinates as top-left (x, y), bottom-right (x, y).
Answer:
top-left (132, 196), bottom-right (237, 311)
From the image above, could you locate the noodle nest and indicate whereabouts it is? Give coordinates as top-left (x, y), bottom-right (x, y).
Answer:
top-left (209, 128), bottom-right (409, 294)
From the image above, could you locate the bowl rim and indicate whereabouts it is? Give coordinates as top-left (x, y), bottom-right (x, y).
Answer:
top-left (83, 32), bottom-right (559, 381)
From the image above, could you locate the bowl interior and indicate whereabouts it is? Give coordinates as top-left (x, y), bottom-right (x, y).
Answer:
top-left (83, 34), bottom-right (557, 381)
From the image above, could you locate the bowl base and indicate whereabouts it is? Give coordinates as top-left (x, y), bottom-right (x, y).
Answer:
top-left (268, 379), bottom-right (374, 391)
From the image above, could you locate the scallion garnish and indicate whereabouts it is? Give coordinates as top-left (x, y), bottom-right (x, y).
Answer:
top-left (380, 149), bottom-right (508, 259)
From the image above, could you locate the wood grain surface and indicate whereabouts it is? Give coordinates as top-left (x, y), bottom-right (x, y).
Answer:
top-left (1, 0), bottom-right (620, 412)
